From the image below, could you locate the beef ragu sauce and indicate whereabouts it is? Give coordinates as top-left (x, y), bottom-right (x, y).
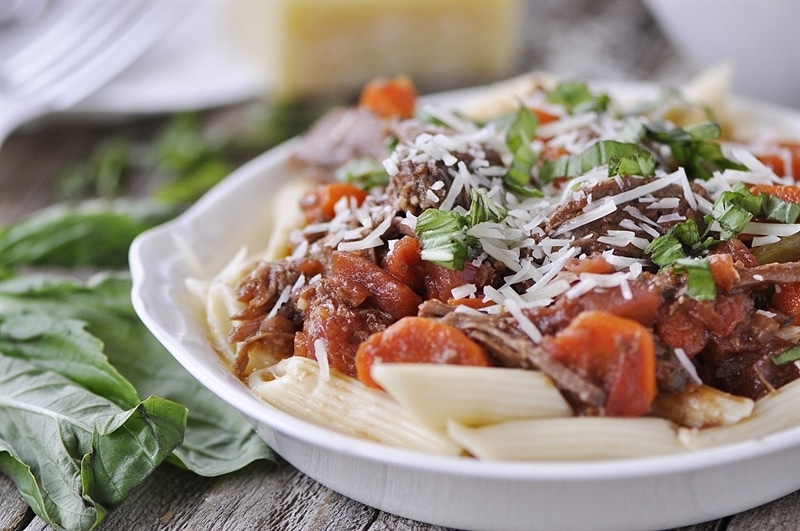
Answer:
top-left (228, 75), bottom-right (800, 422)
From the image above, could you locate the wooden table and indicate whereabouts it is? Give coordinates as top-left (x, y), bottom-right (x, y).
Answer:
top-left (2, 2), bottom-right (798, 530)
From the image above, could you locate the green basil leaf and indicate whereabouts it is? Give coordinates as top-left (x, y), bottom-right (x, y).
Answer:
top-left (0, 274), bottom-right (275, 477)
top-left (335, 157), bottom-right (390, 189)
top-left (416, 209), bottom-right (470, 270)
top-left (504, 105), bottom-right (539, 190)
top-left (546, 81), bottom-right (609, 114)
top-left (645, 230), bottom-right (685, 267)
top-left (0, 199), bottom-right (178, 269)
top-left (0, 355), bottom-right (186, 531)
top-left (469, 189), bottom-right (507, 226)
top-left (539, 140), bottom-right (655, 183)
top-left (712, 190), bottom-right (758, 240)
top-left (762, 194), bottom-right (800, 224)
top-left (0, 312), bottom-right (138, 410)
top-left (771, 345), bottom-right (800, 366)
top-left (645, 122), bottom-right (746, 181)
top-left (674, 258), bottom-right (716, 301)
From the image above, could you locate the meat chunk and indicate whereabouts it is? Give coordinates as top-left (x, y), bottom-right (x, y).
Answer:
top-left (542, 176), bottom-right (698, 258)
top-left (289, 107), bottom-right (392, 181)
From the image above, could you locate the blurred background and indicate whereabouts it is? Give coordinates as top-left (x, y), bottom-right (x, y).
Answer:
top-left (1, 0), bottom-right (798, 224)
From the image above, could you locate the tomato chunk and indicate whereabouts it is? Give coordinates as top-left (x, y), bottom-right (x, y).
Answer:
top-left (355, 316), bottom-right (491, 388)
top-left (301, 183), bottom-right (368, 221)
top-left (749, 184), bottom-right (800, 205)
top-left (755, 142), bottom-right (800, 180)
top-left (331, 251), bottom-right (422, 320)
top-left (541, 311), bottom-right (657, 417)
top-left (773, 282), bottom-right (800, 318)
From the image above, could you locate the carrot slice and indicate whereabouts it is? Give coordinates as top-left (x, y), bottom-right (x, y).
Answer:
top-left (541, 310), bottom-right (657, 417)
top-left (358, 76), bottom-right (418, 119)
top-left (355, 316), bottom-right (491, 388)
top-left (301, 183), bottom-right (368, 221)
top-left (773, 282), bottom-right (800, 318)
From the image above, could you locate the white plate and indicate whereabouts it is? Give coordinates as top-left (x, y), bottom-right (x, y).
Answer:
top-left (130, 81), bottom-right (800, 531)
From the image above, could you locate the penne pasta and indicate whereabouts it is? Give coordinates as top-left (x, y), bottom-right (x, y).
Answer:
top-left (678, 378), bottom-right (800, 449)
top-left (447, 417), bottom-right (686, 461)
top-left (260, 177), bottom-right (316, 262)
top-left (249, 357), bottom-right (463, 455)
top-left (370, 363), bottom-right (573, 429)
top-left (650, 385), bottom-right (755, 429)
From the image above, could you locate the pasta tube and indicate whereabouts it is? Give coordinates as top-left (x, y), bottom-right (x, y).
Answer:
top-left (371, 363), bottom-right (572, 429)
top-left (249, 357), bottom-right (463, 455)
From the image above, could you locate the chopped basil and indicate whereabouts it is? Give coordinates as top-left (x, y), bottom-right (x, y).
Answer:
top-left (645, 218), bottom-right (715, 267)
top-left (416, 209), bottom-right (472, 270)
top-left (711, 186), bottom-right (762, 241)
top-left (772, 345), bottom-right (800, 366)
top-left (644, 122), bottom-right (746, 181)
top-left (416, 189), bottom-right (507, 270)
top-left (762, 193), bottom-right (800, 224)
top-left (504, 105), bottom-right (540, 193)
top-left (546, 81), bottom-right (610, 115)
top-left (539, 140), bottom-right (655, 183)
top-left (469, 188), bottom-right (507, 226)
top-left (673, 258), bottom-right (716, 301)
top-left (335, 157), bottom-right (390, 189)
top-left (645, 231), bottom-right (686, 267)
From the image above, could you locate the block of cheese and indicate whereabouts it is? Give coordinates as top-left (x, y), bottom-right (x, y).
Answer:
top-left (226, 0), bottom-right (522, 98)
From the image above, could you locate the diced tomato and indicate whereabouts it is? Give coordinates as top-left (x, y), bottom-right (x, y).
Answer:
top-left (331, 251), bottom-right (422, 320)
top-left (564, 255), bottom-right (616, 275)
top-left (381, 236), bottom-right (425, 294)
top-left (749, 184), bottom-right (800, 205)
top-left (530, 107), bottom-right (560, 125)
top-left (773, 282), bottom-right (800, 318)
top-left (355, 316), bottom-right (491, 388)
top-left (301, 183), bottom-right (368, 222)
top-left (541, 311), bottom-right (657, 417)
top-left (422, 261), bottom-right (495, 302)
top-left (708, 253), bottom-right (740, 292)
top-left (755, 142), bottom-right (800, 180)
top-left (358, 76), bottom-right (418, 119)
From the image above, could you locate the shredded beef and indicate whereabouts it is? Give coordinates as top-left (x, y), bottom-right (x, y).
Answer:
top-left (542, 176), bottom-right (698, 258)
top-left (288, 107), bottom-right (392, 181)
top-left (295, 276), bottom-right (394, 377)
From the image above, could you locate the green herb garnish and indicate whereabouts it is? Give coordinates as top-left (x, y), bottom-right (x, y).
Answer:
top-left (547, 80), bottom-right (610, 115)
top-left (645, 122), bottom-right (746, 181)
top-left (503, 105), bottom-right (541, 196)
top-left (673, 258), bottom-right (716, 301)
top-left (416, 189), bottom-right (508, 270)
top-left (539, 140), bottom-right (655, 183)
top-left (335, 157), bottom-right (390, 189)
top-left (772, 345), bottom-right (800, 366)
